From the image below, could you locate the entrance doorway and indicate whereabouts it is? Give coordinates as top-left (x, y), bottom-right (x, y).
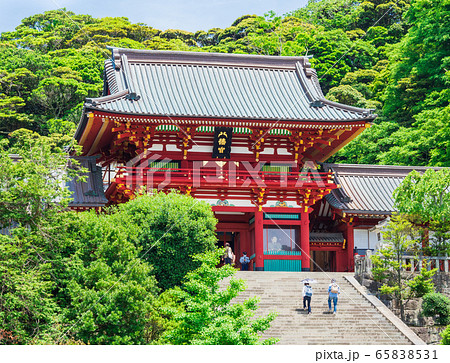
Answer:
top-left (216, 231), bottom-right (241, 266)
top-left (311, 251), bottom-right (335, 272)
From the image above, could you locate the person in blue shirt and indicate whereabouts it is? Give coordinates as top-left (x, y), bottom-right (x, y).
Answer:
top-left (239, 252), bottom-right (250, 270)
top-left (328, 279), bottom-right (340, 314)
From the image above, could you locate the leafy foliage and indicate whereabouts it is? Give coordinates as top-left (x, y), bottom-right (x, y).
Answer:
top-left (61, 211), bottom-right (159, 344)
top-left (116, 192), bottom-right (217, 291)
top-left (0, 129), bottom-right (83, 230)
top-left (422, 293), bottom-right (450, 326)
top-left (0, 234), bottom-right (60, 344)
top-left (160, 249), bottom-right (278, 345)
top-left (441, 324), bottom-right (450, 345)
top-left (0, 1), bottom-right (448, 165)
top-left (371, 215), bottom-right (436, 320)
top-left (393, 169), bottom-right (450, 255)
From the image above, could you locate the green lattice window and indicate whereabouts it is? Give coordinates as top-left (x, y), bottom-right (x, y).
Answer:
top-left (148, 160), bottom-right (180, 169)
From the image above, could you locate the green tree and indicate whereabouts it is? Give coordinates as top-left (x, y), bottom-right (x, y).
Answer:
top-left (0, 129), bottom-right (83, 230)
top-left (0, 234), bottom-right (60, 344)
top-left (62, 210), bottom-right (159, 344)
top-left (393, 169), bottom-right (450, 255)
top-left (29, 76), bottom-right (99, 119)
top-left (371, 215), bottom-right (436, 321)
top-left (0, 95), bottom-right (35, 135)
top-left (383, 0), bottom-right (450, 126)
top-left (378, 106), bottom-right (450, 167)
top-left (326, 84), bottom-right (370, 108)
top-left (116, 192), bottom-right (217, 291)
top-left (161, 249), bottom-right (278, 345)
top-left (356, 0), bottom-right (411, 31)
top-left (290, 0), bottom-right (360, 31)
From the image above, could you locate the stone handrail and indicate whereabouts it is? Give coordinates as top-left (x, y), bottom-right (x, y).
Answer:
top-left (354, 252), bottom-right (450, 276)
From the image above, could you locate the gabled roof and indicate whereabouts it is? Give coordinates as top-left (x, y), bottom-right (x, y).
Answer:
top-left (84, 47), bottom-right (376, 122)
top-left (323, 163), bottom-right (444, 217)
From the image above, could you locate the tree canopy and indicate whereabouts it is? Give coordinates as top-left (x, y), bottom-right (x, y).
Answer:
top-left (0, 1), bottom-right (447, 167)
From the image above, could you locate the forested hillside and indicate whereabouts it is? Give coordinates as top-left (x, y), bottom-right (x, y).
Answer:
top-left (0, 0), bottom-right (449, 166)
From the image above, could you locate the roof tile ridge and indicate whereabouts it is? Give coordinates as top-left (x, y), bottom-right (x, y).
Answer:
top-left (108, 46), bottom-right (309, 70)
top-left (294, 61), bottom-right (316, 102)
top-left (103, 59), bottom-right (119, 95)
top-left (85, 89), bottom-right (129, 105)
top-left (318, 98), bottom-right (377, 118)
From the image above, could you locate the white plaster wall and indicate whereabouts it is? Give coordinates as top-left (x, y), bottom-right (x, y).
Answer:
top-left (354, 229), bottom-right (380, 251)
top-left (368, 230), bottom-right (379, 250)
top-left (354, 229), bottom-right (369, 250)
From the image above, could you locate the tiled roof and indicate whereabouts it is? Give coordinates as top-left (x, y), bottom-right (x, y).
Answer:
top-left (323, 164), bottom-right (444, 216)
top-left (310, 232), bottom-right (344, 243)
top-left (84, 47), bottom-right (376, 122)
top-left (68, 156), bottom-right (108, 208)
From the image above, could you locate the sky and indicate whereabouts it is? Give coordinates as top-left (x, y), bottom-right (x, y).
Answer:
top-left (0, 0), bottom-right (309, 34)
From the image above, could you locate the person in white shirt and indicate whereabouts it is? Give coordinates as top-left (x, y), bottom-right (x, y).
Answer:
top-left (302, 282), bottom-right (313, 314)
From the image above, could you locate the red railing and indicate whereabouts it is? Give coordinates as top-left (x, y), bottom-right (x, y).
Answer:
top-left (112, 166), bottom-right (335, 190)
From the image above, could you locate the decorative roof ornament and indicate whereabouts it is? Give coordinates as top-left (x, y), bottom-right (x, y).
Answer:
top-left (310, 100), bottom-right (325, 108)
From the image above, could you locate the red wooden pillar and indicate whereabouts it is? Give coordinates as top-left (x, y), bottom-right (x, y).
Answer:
top-left (300, 210), bottom-right (311, 271)
top-left (254, 209), bottom-right (264, 271)
top-left (335, 250), bottom-right (346, 272)
top-left (346, 222), bottom-right (355, 272)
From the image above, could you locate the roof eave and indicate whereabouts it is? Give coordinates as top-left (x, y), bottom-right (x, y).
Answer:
top-left (81, 106), bottom-right (376, 124)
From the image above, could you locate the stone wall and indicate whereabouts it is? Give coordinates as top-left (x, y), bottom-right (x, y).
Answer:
top-left (410, 326), bottom-right (447, 345)
top-left (433, 273), bottom-right (450, 297)
top-left (355, 271), bottom-right (450, 344)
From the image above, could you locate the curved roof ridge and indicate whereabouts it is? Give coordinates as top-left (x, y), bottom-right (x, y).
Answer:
top-left (86, 89), bottom-right (129, 105)
top-left (108, 46), bottom-right (311, 70)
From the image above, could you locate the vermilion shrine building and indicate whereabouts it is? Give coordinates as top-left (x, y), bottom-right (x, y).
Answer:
top-left (72, 47), bottom-right (380, 272)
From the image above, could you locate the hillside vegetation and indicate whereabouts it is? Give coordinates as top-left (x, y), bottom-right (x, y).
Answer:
top-left (0, 0), bottom-right (449, 166)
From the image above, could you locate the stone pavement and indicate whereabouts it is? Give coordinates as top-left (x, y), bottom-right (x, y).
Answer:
top-left (223, 271), bottom-right (426, 345)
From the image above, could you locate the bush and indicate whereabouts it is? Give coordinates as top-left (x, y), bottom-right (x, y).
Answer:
top-left (441, 325), bottom-right (450, 345)
top-left (422, 293), bottom-right (450, 326)
top-left (117, 192), bottom-right (217, 291)
top-left (63, 211), bottom-right (159, 344)
top-left (161, 249), bottom-right (278, 345)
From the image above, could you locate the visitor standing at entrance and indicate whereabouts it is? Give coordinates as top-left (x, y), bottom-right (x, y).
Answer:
top-left (328, 279), bottom-right (340, 314)
top-left (239, 252), bottom-right (250, 270)
top-left (302, 282), bottom-right (313, 314)
top-left (224, 243), bottom-right (235, 265)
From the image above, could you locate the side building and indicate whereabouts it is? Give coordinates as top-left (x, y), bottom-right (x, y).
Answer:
top-left (309, 163), bottom-right (442, 272)
top-left (72, 47), bottom-right (379, 272)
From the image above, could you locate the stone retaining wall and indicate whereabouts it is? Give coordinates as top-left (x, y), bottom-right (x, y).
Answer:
top-left (355, 272), bottom-right (450, 344)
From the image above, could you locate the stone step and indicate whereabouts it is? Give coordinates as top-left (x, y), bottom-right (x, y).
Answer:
top-left (219, 271), bottom-right (422, 345)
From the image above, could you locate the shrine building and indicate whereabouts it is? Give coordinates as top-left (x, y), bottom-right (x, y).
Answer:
top-left (72, 47), bottom-right (379, 272)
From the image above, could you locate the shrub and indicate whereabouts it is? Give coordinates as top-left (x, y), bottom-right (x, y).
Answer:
top-left (441, 325), bottom-right (450, 345)
top-left (117, 192), bottom-right (217, 291)
top-left (422, 293), bottom-right (450, 326)
top-left (161, 249), bottom-right (278, 345)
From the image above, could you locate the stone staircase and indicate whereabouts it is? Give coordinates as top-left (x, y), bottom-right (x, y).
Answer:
top-left (224, 271), bottom-right (425, 345)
